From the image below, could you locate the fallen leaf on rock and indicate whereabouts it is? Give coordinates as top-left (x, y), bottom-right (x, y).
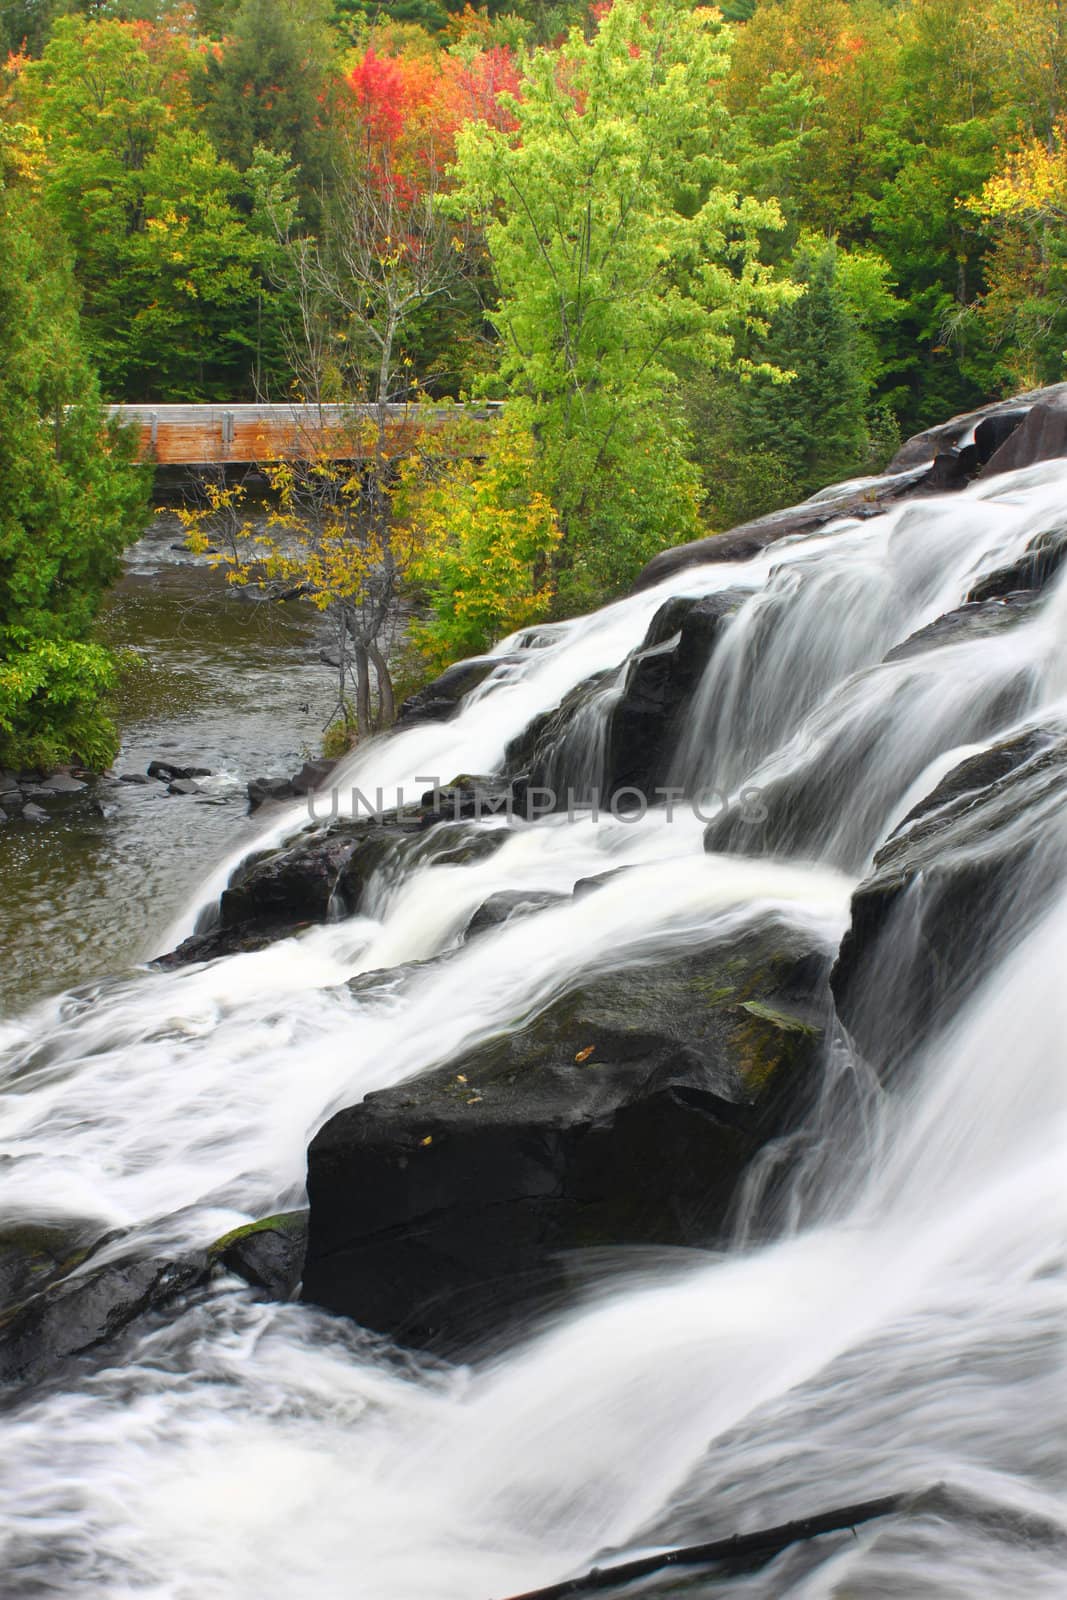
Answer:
top-left (419, 1135), bottom-right (433, 1147)
top-left (574, 1045), bottom-right (596, 1063)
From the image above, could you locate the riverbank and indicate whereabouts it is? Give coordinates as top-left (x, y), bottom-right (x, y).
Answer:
top-left (0, 518), bottom-right (337, 1016)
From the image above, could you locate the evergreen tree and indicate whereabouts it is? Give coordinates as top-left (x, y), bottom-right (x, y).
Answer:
top-left (736, 244), bottom-right (871, 497)
top-left (0, 127), bottom-right (148, 770)
top-left (198, 0), bottom-right (334, 216)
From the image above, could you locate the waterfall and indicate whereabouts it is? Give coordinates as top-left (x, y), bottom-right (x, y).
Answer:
top-left (1, 459), bottom-right (1065, 1599)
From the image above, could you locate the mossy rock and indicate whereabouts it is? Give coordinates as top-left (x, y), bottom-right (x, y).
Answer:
top-left (210, 1210), bottom-right (308, 1300)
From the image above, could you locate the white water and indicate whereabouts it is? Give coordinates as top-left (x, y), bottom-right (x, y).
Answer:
top-left (1, 462), bottom-right (1066, 1598)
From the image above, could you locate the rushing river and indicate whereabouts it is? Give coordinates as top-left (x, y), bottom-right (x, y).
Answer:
top-left (0, 464), bottom-right (1065, 1598)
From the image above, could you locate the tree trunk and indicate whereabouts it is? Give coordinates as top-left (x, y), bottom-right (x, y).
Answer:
top-left (368, 639), bottom-right (396, 727)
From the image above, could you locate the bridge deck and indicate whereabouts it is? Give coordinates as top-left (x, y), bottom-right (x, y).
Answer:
top-left (110, 402), bottom-right (499, 466)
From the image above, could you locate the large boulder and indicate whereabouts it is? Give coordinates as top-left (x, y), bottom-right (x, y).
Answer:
top-left (884, 384), bottom-right (1067, 473)
top-left (0, 1247), bottom-right (209, 1386)
top-left (504, 593), bottom-right (746, 809)
top-left (301, 925), bottom-right (832, 1353)
top-left (831, 727), bottom-right (1067, 1082)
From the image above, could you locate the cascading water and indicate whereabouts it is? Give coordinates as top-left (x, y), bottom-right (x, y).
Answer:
top-left (1, 458), bottom-right (1065, 1599)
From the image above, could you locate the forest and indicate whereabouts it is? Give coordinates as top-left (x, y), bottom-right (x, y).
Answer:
top-left (2, 0), bottom-right (1066, 764)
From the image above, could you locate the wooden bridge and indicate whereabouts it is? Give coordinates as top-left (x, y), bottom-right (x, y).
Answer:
top-left (109, 402), bottom-right (501, 467)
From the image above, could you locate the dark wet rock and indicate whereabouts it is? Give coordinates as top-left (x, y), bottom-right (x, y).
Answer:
top-left (832, 728), bottom-right (1067, 1082)
top-left (632, 470), bottom-right (929, 592)
top-left (967, 524), bottom-right (1067, 604)
top-left (247, 757), bottom-right (338, 814)
top-left (289, 757), bottom-right (337, 796)
top-left (247, 775), bottom-right (296, 810)
top-left (219, 825), bottom-right (381, 929)
top-left (395, 657), bottom-right (500, 729)
top-left (886, 386), bottom-right (1067, 473)
top-left (884, 594), bottom-right (1040, 663)
top-left (210, 1211), bottom-right (308, 1300)
top-left (420, 774), bottom-right (514, 823)
top-left (463, 889), bottom-right (568, 942)
top-left (147, 759), bottom-right (210, 783)
top-left (21, 803), bottom-right (49, 824)
top-left (0, 808), bottom-right (7, 825)
top-left (503, 670), bottom-right (619, 799)
top-left (571, 867), bottom-right (634, 899)
top-left (604, 592), bottom-right (746, 801)
top-left (0, 1222), bottom-right (108, 1314)
top-left (302, 927), bottom-right (832, 1353)
top-left (119, 772), bottom-right (152, 785)
top-left (167, 778), bottom-right (202, 796)
top-left (40, 774), bottom-right (87, 795)
top-left (980, 397), bottom-right (1067, 478)
top-left (158, 789), bottom-right (512, 967)
top-left (0, 1249), bottom-right (209, 1386)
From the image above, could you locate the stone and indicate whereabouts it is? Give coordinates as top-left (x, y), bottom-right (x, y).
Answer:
top-left (0, 1249), bottom-right (209, 1386)
top-left (463, 890), bottom-right (568, 942)
top-left (41, 774), bottom-right (87, 795)
top-left (395, 657), bottom-right (501, 729)
top-left (967, 523), bottom-right (1067, 605)
top-left (302, 927), bottom-right (832, 1352)
top-left (147, 760), bottom-right (210, 784)
top-left (883, 593), bottom-right (1040, 663)
top-left (119, 773), bottom-right (152, 785)
top-left (247, 776), bottom-right (296, 811)
top-left (21, 803), bottom-right (49, 824)
top-left (831, 728), bottom-right (1067, 1083)
top-left (209, 1212), bottom-right (308, 1300)
top-left (979, 398), bottom-right (1067, 479)
top-left (602, 591), bottom-right (746, 802)
top-left (167, 778), bottom-right (201, 796)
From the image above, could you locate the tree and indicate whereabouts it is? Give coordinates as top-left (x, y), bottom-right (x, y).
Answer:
top-left (406, 415), bottom-right (560, 668)
top-left (974, 120), bottom-right (1067, 387)
top-left (11, 14), bottom-right (293, 397)
top-left (450, 0), bottom-right (792, 607)
top-left (197, 0), bottom-right (335, 217)
top-left (0, 125), bottom-right (148, 770)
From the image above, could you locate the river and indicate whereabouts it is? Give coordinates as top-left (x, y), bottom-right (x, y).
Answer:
top-left (0, 519), bottom-right (337, 1015)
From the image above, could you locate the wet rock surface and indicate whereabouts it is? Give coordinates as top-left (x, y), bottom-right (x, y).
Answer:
top-left (210, 1211), bottom-right (308, 1300)
top-left (157, 784), bottom-right (518, 967)
top-left (302, 927), bottom-right (832, 1353)
top-left (0, 1247), bottom-right (209, 1387)
top-left (603, 591), bottom-right (747, 801)
top-left (832, 727), bottom-right (1067, 1082)
top-left (395, 657), bottom-right (502, 729)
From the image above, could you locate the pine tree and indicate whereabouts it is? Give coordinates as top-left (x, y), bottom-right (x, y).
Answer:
top-left (0, 128), bottom-right (148, 770)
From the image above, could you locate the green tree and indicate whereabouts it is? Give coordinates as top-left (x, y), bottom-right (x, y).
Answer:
top-left (0, 126), bottom-right (148, 770)
top-left (736, 244), bottom-right (873, 495)
top-left (14, 14), bottom-right (292, 397)
top-left (450, 0), bottom-right (791, 608)
top-left (198, 0), bottom-right (335, 217)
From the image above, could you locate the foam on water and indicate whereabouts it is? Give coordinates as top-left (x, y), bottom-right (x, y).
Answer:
top-left (1, 462), bottom-right (1065, 1598)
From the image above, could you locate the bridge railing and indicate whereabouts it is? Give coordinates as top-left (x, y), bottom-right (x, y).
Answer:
top-left (108, 401), bottom-right (503, 466)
